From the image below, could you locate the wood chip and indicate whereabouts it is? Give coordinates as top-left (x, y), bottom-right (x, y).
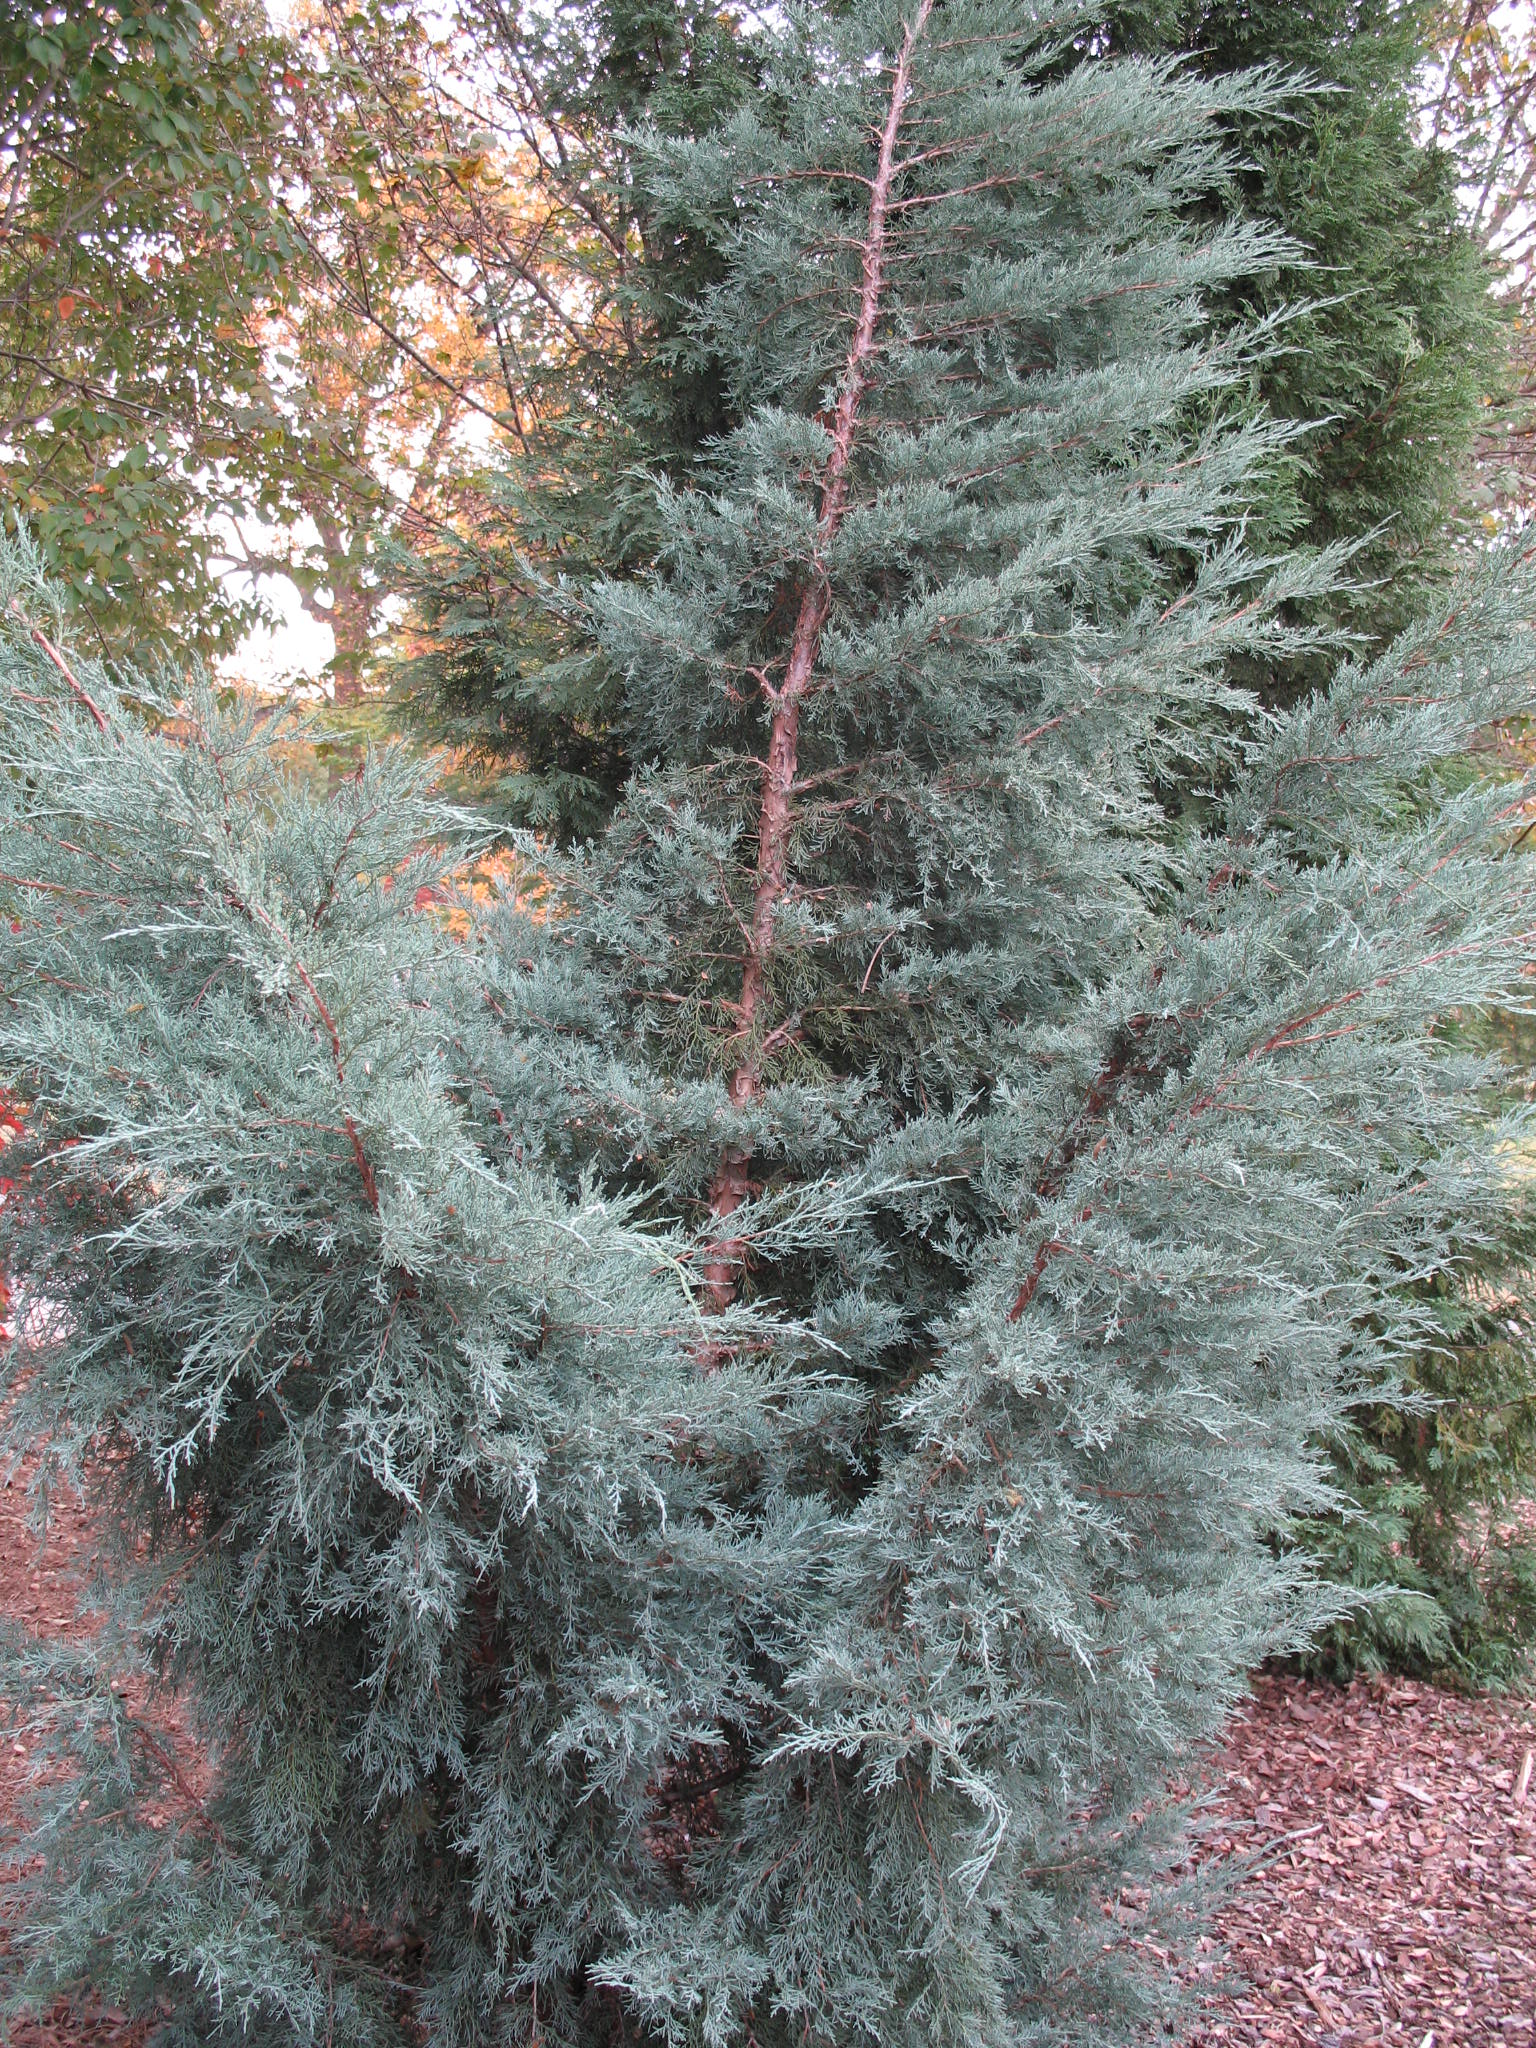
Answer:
top-left (1393, 1773), bottom-right (1437, 1808)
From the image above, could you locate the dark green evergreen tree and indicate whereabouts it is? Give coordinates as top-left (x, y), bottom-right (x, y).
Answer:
top-left (2, 8), bottom-right (1535, 2046)
top-left (1109, 0), bottom-right (1502, 676)
top-left (1299, 1262), bottom-right (1536, 1688)
top-left (1290, 1164), bottom-right (1536, 1689)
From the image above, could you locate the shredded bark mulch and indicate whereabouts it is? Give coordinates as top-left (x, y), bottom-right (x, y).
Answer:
top-left (0, 1456), bottom-right (1531, 2044)
top-left (1184, 1670), bottom-right (1536, 2046)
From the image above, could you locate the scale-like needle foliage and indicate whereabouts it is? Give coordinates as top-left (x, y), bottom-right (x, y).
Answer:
top-left (1, 4), bottom-right (1534, 2042)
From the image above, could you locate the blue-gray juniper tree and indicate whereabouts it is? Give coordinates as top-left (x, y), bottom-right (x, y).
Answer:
top-left (1, 3), bottom-right (1534, 2044)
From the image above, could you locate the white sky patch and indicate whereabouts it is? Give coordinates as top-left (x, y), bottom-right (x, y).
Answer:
top-left (218, 572), bottom-right (335, 695)
top-left (221, 1), bottom-right (494, 687)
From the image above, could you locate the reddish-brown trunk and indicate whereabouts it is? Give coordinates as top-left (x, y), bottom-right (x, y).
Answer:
top-left (700, 0), bottom-right (934, 1319)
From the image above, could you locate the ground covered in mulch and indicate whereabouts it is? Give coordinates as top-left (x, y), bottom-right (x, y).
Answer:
top-left (0, 1458), bottom-right (1531, 2045)
top-left (1184, 1673), bottom-right (1535, 2045)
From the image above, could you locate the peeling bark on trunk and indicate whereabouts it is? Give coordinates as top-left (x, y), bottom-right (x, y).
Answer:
top-left (700, 0), bottom-right (934, 1320)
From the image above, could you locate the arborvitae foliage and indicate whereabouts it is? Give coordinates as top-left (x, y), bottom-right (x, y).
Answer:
top-left (1109, 0), bottom-right (1501, 667)
top-left (3, 9), bottom-right (1536, 2047)
top-left (1298, 1218), bottom-right (1536, 1690)
top-left (395, 0), bottom-right (764, 836)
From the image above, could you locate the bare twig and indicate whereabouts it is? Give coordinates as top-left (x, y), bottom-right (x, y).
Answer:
top-left (6, 600), bottom-right (109, 733)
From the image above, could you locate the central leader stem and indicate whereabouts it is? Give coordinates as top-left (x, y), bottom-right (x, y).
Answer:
top-left (701, 0), bottom-right (934, 1317)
